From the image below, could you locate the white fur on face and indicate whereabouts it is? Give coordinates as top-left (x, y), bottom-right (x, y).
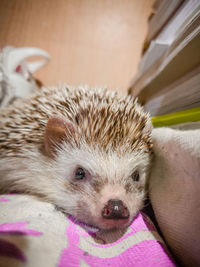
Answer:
top-left (0, 142), bottom-right (151, 230)
top-left (55, 142), bottom-right (151, 229)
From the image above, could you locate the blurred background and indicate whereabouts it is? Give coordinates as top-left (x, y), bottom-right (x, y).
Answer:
top-left (0, 0), bottom-right (153, 92)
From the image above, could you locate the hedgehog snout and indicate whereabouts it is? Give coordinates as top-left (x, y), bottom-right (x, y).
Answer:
top-left (102, 199), bottom-right (130, 220)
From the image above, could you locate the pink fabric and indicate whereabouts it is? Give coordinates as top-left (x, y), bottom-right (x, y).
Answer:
top-left (59, 214), bottom-right (175, 267)
top-left (0, 222), bottom-right (42, 236)
top-left (0, 194), bottom-right (175, 267)
top-left (0, 221), bottom-right (42, 262)
top-left (0, 197), bottom-right (10, 202)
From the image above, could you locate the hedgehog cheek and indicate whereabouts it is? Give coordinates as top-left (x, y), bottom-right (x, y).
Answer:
top-left (44, 116), bottom-right (75, 158)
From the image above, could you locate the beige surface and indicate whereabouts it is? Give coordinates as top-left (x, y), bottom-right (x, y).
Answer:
top-left (0, 0), bottom-right (153, 92)
top-left (150, 128), bottom-right (200, 266)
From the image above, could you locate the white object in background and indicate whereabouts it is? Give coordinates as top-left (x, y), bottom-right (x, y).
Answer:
top-left (138, 0), bottom-right (200, 75)
top-left (0, 46), bottom-right (50, 108)
top-left (157, 0), bottom-right (200, 44)
top-left (138, 40), bottom-right (169, 74)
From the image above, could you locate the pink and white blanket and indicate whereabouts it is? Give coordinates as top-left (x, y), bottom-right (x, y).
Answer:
top-left (0, 194), bottom-right (174, 267)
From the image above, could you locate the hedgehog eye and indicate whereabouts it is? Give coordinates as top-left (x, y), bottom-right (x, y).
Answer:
top-left (75, 167), bottom-right (86, 180)
top-left (131, 170), bottom-right (140, 182)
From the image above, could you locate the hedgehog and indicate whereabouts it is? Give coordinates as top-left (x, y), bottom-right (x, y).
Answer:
top-left (0, 85), bottom-right (153, 230)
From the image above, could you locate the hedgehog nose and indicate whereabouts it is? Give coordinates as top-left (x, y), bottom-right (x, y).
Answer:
top-left (102, 199), bottom-right (130, 220)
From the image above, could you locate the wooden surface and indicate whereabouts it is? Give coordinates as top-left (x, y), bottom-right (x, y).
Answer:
top-left (0, 0), bottom-right (153, 92)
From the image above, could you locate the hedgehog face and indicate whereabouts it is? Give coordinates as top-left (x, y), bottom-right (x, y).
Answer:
top-left (52, 142), bottom-right (152, 230)
top-left (42, 115), bottom-right (152, 230)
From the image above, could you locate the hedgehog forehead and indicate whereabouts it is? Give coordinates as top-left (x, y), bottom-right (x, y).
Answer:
top-left (57, 142), bottom-right (149, 180)
top-left (54, 87), bottom-right (152, 152)
top-left (73, 103), bottom-right (151, 152)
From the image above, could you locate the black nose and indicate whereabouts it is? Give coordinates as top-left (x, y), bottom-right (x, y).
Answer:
top-left (102, 199), bottom-right (130, 220)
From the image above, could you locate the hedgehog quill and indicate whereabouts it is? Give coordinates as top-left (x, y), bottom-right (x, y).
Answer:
top-left (0, 86), bottom-right (153, 230)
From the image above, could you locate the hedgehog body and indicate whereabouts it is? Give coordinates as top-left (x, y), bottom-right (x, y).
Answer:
top-left (0, 85), bottom-right (152, 230)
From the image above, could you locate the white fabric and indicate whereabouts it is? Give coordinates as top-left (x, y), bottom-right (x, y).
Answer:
top-left (150, 127), bottom-right (200, 266)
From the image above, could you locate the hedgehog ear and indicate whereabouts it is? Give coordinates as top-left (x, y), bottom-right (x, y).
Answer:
top-left (44, 117), bottom-right (75, 157)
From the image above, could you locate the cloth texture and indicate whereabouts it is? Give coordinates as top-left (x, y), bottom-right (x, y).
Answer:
top-left (150, 127), bottom-right (200, 266)
top-left (0, 194), bottom-right (174, 267)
